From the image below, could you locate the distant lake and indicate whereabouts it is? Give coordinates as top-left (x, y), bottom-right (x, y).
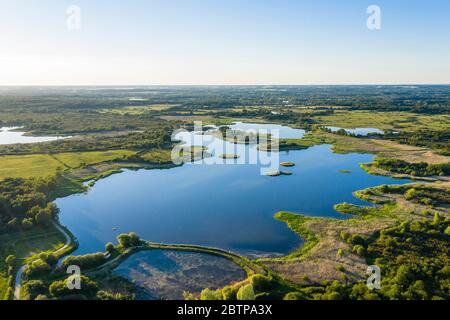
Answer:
top-left (57, 123), bottom-right (409, 257)
top-left (324, 126), bottom-right (384, 136)
top-left (0, 127), bottom-right (68, 145)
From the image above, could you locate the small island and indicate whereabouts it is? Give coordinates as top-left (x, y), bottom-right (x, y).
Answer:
top-left (280, 162), bottom-right (295, 167)
top-left (339, 170), bottom-right (352, 173)
top-left (264, 170), bottom-right (293, 177)
top-left (219, 153), bottom-right (240, 159)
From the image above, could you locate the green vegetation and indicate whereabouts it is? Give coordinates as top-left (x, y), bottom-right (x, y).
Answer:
top-left (371, 158), bottom-right (450, 177)
top-left (273, 212), bottom-right (319, 259)
top-left (0, 150), bottom-right (136, 180)
top-left (0, 86), bottom-right (449, 300)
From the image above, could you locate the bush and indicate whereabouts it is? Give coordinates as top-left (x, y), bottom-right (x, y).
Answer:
top-left (283, 292), bottom-right (306, 300)
top-left (250, 274), bottom-right (274, 292)
top-left (237, 284), bottom-right (255, 300)
top-left (22, 280), bottom-right (47, 300)
top-left (49, 275), bottom-right (98, 298)
top-left (25, 260), bottom-right (52, 278)
top-left (39, 252), bottom-right (58, 266)
top-left (62, 252), bottom-right (107, 269)
top-left (352, 245), bottom-right (366, 255)
top-left (117, 232), bottom-right (142, 248)
top-left (200, 288), bottom-right (222, 300)
top-left (105, 242), bottom-right (115, 253)
top-left (221, 286), bottom-right (238, 300)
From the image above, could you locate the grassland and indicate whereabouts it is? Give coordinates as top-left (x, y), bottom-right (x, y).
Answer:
top-left (98, 104), bottom-right (180, 115)
top-left (315, 110), bottom-right (450, 132)
top-left (311, 130), bottom-right (450, 164)
top-left (0, 150), bottom-right (136, 180)
top-left (0, 154), bottom-right (62, 179)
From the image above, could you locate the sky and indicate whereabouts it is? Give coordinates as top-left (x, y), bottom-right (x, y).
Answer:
top-left (0, 0), bottom-right (449, 85)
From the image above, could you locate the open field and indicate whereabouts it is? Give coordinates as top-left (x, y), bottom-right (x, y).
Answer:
top-left (0, 154), bottom-right (62, 179)
top-left (312, 131), bottom-right (450, 164)
top-left (0, 150), bottom-right (136, 179)
top-left (315, 110), bottom-right (450, 132)
top-left (98, 104), bottom-right (181, 115)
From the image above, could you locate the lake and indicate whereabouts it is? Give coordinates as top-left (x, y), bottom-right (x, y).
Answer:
top-left (0, 127), bottom-right (68, 145)
top-left (57, 123), bottom-right (409, 257)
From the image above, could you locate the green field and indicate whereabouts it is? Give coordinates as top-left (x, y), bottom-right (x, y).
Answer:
top-left (315, 110), bottom-right (450, 131)
top-left (0, 150), bottom-right (136, 180)
top-left (52, 150), bottom-right (135, 168)
top-left (98, 104), bottom-right (180, 115)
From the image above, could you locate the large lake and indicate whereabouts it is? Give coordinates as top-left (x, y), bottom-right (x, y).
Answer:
top-left (57, 123), bottom-right (410, 257)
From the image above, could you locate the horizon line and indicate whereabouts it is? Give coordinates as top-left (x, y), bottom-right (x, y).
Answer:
top-left (0, 83), bottom-right (449, 87)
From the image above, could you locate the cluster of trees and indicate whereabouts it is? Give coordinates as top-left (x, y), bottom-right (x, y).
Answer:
top-left (404, 187), bottom-right (450, 207)
top-left (24, 253), bottom-right (59, 278)
top-left (60, 252), bottom-right (108, 270)
top-left (22, 275), bottom-right (99, 300)
top-left (0, 177), bottom-right (60, 233)
top-left (296, 216), bottom-right (450, 300)
top-left (202, 216), bottom-right (449, 300)
top-left (384, 130), bottom-right (450, 155)
top-left (373, 158), bottom-right (450, 177)
top-left (117, 232), bottom-right (143, 248)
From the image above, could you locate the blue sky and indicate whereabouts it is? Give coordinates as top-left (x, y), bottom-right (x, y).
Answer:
top-left (0, 0), bottom-right (449, 85)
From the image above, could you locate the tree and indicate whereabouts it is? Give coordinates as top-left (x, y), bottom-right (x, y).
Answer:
top-left (5, 255), bottom-right (15, 266)
top-left (237, 284), bottom-right (255, 300)
top-left (117, 232), bottom-right (141, 248)
top-left (445, 226), bottom-right (450, 236)
top-left (200, 288), bottom-right (222, 300)
top-left (284, 292), bottom-right (305, 300)
top-left (105, 242), bottom-right (115, 253)
top-left (49, 275), bottom-right (98, 298)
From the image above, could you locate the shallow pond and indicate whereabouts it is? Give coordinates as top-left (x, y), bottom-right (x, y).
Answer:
top-left (57, 122), bottom-right (410, 257)
top-left (0, 127), bottom-right (68, 145)
top-left (113, 250), bottom-right (246, 300)
top-left (324, 126), bottom-right (384, 136)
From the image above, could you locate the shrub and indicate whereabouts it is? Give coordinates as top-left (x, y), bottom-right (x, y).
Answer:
top-left (237, 284), bottom-right (255, 300)
top-left (221, 286), bottom-right (238, 300)
top-left (250, 274), bottom-right (274, 292)
top-left (283, 292), bottom-right (306, 300)
top-left (105, 242), bottom-right (115, 253)
top-left (200, 288), bottom-right (222, 300)
top-left (49, 275), bottom-right (98, 298)
top-left (352, 245), bottom-right (366, 255)
top-left (61, 252), bottom-right (107, 269)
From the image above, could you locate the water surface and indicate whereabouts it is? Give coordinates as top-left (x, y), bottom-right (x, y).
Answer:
top-left (0, 127), bottom-right (68, 145)
top-left (325, 126), bottom-right (384, 136)
top-left (57, 123), bottom-right (410, 257)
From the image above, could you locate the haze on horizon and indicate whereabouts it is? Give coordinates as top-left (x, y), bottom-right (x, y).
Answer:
top-left (0, 0), bottom-right (449, 86)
